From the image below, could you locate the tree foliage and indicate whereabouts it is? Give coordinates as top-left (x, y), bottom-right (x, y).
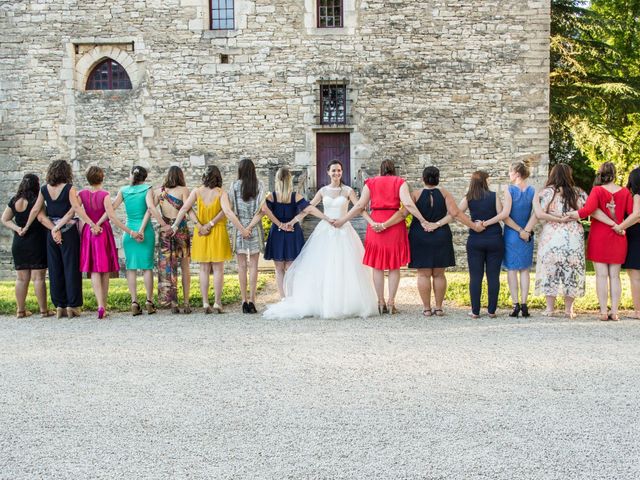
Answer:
top-left (550, 0), bottom-right (640, 184)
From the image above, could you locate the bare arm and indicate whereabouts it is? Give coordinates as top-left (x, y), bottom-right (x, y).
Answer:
top-left (147, 188), bottom-right (170, 230)
top-left (23, 192), bottom-right (44, 232)
top-left (297, 193), bottom-right (332, 223)
top-left (482, 187), bottom-right (511, 227)
top-left (532, 190), bottom-right (569, 223)
top-left (1, 207), bottom-right (20, 234)
top-left (261, 194), bottom-right (292, 231)
top-left (71, 187), bottom-right (101, 234)
top-left (220, 190), bottom-right (247, 232)
top-left (171, 189), bottom-right (198, 228)
top-left (614, 195), bottom-right (640, 231)
top-left (103, 193), bottom-right (136, 236)
top-left (293, 189), bottom-right (323, 224)
top-left (442, 188), bottom-right (475, 229)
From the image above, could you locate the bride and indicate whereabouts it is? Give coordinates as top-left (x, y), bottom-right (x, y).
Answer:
top-left (263, 160), bottom-right (379, 319)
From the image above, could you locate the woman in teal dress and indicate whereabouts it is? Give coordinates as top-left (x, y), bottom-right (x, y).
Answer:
top-left (112, 166), bottom-right (156, 315)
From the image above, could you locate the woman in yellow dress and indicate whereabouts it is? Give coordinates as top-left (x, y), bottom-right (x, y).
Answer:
top-left (172, 165), bottom-right (248, 313)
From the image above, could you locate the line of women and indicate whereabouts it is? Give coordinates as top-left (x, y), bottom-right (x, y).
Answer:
top-left (3, 158), bottom-right (639, 321)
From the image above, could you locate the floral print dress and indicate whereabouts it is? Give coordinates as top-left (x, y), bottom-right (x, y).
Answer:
top-left (534, 187), bottom-right (588, 297)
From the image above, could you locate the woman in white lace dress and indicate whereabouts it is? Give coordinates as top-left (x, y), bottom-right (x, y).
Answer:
top-left (264, 160), bottom-right (378, 319)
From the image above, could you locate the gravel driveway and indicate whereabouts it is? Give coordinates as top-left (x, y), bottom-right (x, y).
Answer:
top-left (1, 282), bottom-right (639, 479)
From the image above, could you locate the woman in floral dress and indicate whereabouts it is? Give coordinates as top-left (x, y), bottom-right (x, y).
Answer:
top-left (533, 164), bottom-right (587, 318)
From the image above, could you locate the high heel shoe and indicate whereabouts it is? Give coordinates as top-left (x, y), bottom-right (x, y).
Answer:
top-left (16, 310), bottom-right (33, 318)
top-left (378, 303), bottom-right (387, 315)
top-left (509, 303), bottom-right (521, 318)
top-left (388, 304), bottom-right (398, 315)
top-left (145, 300), bottom-right (157, 315)
top-left (248, 302), bottom-right (257, 314)
top-left (56, 307), bottom-right (67, 319)
top-left (242, 301), bottom-right (250, 314)
top-left (183, 303), bottom-right (192, 314)
top-left (66, 307), bottom-right (81, 318)
top-left (520, 304), bottom-right (530, 318)
top-left (97, 307), bottom-right (105, 319)
top-left (213, 303), bottom-right (224, 314)
top-left (40, 309), bottom-right (55, 318)
top-left (131, 301), bottom-right (142, 316)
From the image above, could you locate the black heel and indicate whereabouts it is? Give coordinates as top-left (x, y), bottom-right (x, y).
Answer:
top-left (520, 304), bottom-right (530, 318)
top-left (509, 303), bottom-right (521, 318)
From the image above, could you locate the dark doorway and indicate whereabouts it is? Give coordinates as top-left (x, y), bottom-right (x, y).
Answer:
top-left (316, 132), bottom-right (350, 187)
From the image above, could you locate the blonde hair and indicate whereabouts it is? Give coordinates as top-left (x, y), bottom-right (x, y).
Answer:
top-left (510, 161), bottom-right (530, 180)
top-left (275, 167), bottom-right (293, 203)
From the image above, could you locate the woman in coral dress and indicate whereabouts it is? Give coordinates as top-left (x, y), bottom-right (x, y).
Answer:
top-left (78, 166), bottom-right (135, 319)
top-left (335, 160), bottom-right (431, 314)
top-left (568, 162), bottom-right (633, 320)
top-left (172, 165), bottom-right (245, 314)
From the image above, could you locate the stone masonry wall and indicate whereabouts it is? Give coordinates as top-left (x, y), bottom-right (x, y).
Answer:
top-left (0, 0), bottom-right (550, 275)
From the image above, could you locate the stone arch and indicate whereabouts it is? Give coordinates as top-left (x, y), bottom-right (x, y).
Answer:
top-left (75, 45), bottom-right (140, 91)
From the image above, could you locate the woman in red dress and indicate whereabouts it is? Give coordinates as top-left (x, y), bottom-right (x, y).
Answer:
top-left (335, 160), bottom-right (431, 314)
top-left (568, 162), bottom-right (633, 320)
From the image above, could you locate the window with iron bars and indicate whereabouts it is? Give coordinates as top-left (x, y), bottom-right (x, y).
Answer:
top-left (320, 83), bottom-right (347, 125)
top-left (317, 0), bottom-right (343, 28)
top-left (211, 0), bottom-right (234, 30)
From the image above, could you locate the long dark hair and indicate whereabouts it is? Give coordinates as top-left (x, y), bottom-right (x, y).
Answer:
top-left (327, 159), bottom-right (344, 186)
top-left (546, 163), bottom-right (579, 211)
top-left (465, 171), bottom-right (490, 201)
top-left (594, 162), bottom-right (616, 186)
top-left (627, 167), bottom-right (640, 196)
top-left (163, 166), bottom-right (186, 188)
top-left (422, 166), bottom-right (440, 186)
top-left (237, 159), bottom-right (258, 201)
top-left (14, 174), bottom-right (40, 202)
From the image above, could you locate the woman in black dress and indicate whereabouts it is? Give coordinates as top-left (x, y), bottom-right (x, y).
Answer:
top-left (608, 168), bottom-right (640, 318)
top-left (1, 174), bottom-right (53, 318)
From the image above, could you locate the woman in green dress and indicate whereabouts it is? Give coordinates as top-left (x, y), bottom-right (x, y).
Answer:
top-left (112, 166), bottom-right (155, 315)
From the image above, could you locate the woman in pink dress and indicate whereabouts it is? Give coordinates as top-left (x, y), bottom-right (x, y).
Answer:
top-left (335, 160), bottom-right (431, 314)
top-left (78, 166), bottom-right (140, 318)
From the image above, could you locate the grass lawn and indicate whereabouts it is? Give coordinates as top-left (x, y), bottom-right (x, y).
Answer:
top-left (444, 271), bottom-right (635, 312)
top-left (0, 274), bottom-right (271, 315)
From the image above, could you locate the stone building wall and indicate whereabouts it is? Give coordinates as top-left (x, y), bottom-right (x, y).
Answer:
top-left (0, 0), bottom-right (549, 275)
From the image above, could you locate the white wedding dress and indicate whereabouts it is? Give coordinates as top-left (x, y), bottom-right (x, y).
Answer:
top-left (263, 186), bottom-right (379, 319)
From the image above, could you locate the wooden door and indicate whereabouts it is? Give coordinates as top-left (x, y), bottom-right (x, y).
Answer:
top-left (316, 133), bottom-right (350, 187)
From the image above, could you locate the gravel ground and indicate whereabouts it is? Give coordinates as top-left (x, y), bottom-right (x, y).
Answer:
top-left (1, 278), bottom-right (640, 480)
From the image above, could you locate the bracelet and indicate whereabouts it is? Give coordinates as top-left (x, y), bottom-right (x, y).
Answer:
top-left (208, 220), bottom-right (214, 228)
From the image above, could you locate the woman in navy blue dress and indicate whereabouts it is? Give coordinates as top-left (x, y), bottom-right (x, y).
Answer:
top-left (458, 171), bottom-right (510, 318)
top-left (262, 167), bottom-right (332, 298)
top-left (502, 162), bottom-right (536, 317)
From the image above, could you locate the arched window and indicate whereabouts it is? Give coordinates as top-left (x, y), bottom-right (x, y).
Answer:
top-left (86, 59), bottom-right (132, 90)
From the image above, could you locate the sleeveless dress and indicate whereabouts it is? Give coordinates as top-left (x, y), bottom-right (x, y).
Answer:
top-left (8, 196), bottom-right (47, 270)
top-left (535, 188), bottom-right (587, 297)
top-left (263, 192), bottom-right (309, 262)
top-left (503, 184), bottom-right (535, 270)
top-left (408, 188), bottom-right (455, 269)
top-left (157, 187), bottom-right (191, 306)
top-left (78, 189), bottom-right (119, 273)
top-left (191, 193), bottom-right (232, 263)
top-left (264, 186), bottom-right (378, 319)
top-left (121, 184), bottom-right (155, 270)
top-left (363, 176), bottom-right (410, 270)
top-left (623, 190), bottom-right (640, 270)
top-left (578, 186), bottom-right (634, 264)
top-left (229, 180), bottom-right (265, 254)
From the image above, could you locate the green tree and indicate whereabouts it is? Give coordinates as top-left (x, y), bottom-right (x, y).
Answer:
top-left (550, 0), bottom-right (640, 183)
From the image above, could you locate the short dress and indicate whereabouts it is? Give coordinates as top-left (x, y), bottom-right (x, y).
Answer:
top-left (363, 176), bottom-right (410, 270)
top-left (408, 188), bottom-right (455, 269)
top-left (578, 186), bottom-right (633, 264)
top-left (503, 184), bottom-right (535, 270)
top-left (263, 192), bottom-right (309, 262)
top-left (624, 223), bottom-right (640, 269)
top-left (8, 196), bottom-right (47, 270)
top-left (191, 193), bottom-right (233, 263)
top-left (229, 179), bottom-right (265, 254)
top-left (78, 189), bottom-right (119, 273)
top-left (121, 184), bottom-right (155, 270)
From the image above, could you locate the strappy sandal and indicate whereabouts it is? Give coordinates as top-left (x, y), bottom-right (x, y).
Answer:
top-left (131, 301), bottom-right (142, 316)
top-left (422, 309), bottom-right (433, 317)
top-left (203, 305), bottom-right (213, 314)
top-left (433, 308), bottom-right (445, 317)
top-left (40, 309), bottom-right (55, 318)
top-left (16, 310), bottom-right (33, 319)
top-left (213, 303), bottom-right (224, 314)
top-left (145, 300), bottom-right (157, 315)
top-left (378, 303), bottom-right (387, 315)
top-left (388, 304), bottom-right (398, 315)
top-left (599, 313), bottom-right (609, 322)
top-left (170, 305), bottom-right (180, 314)
top-left (467, 311), bottom-right (479, 319)
top-left (183, 303), bottom-right (192, 314)
top-left (564, 310), bottom-right (577, 319)
top-left (608, 313), bottom-right (619, 321)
